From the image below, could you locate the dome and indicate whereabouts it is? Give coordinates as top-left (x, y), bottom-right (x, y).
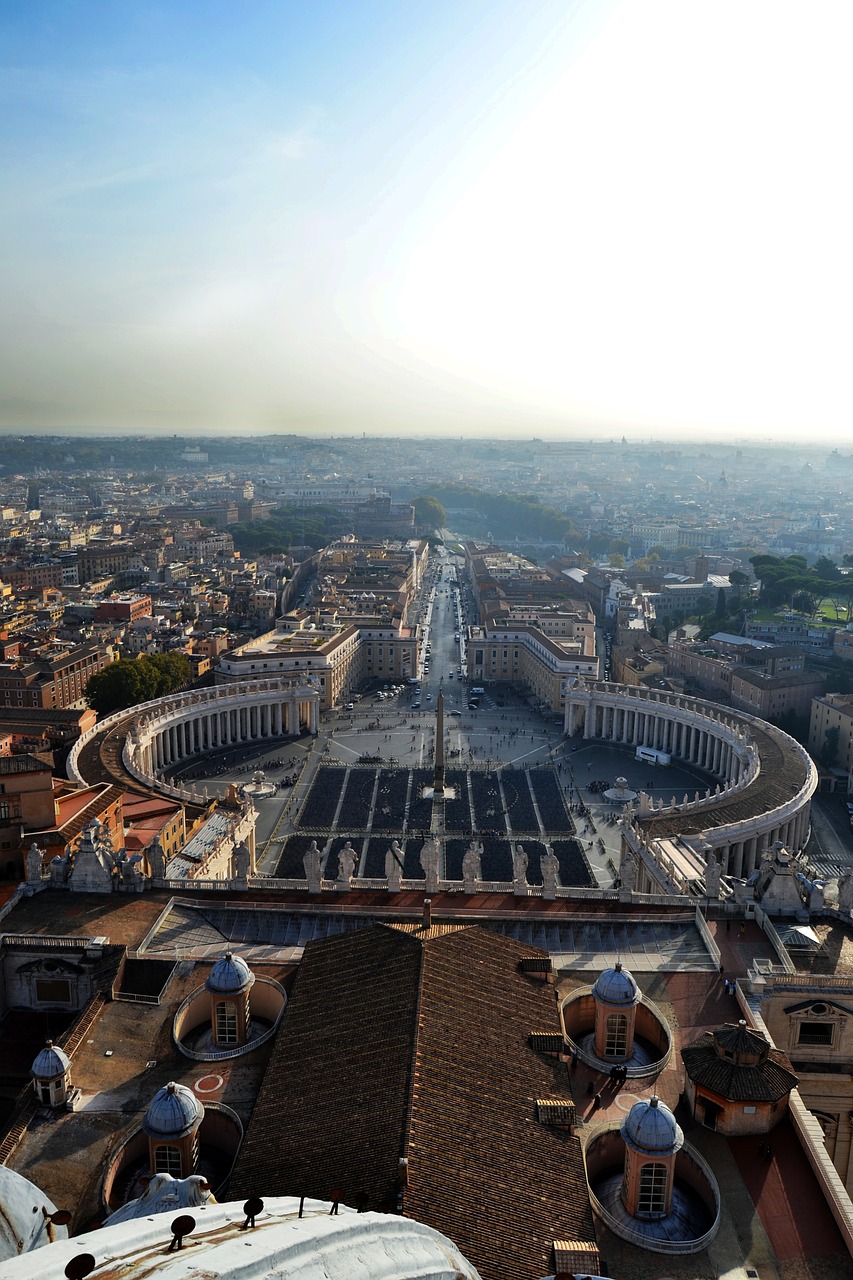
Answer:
top-left (0, 1166), bottom-right (69, 1261)
top-left (621, 1096), bottom-right (684, 1155)
top-left (143, 1082), bottom-right (204, 1139)
top-left (206, 951), bottom-right (255, 994)
top-left (592, 961), bottom-right (641, 1008)
top-left (31, 1041), bottom-right (70, 1080)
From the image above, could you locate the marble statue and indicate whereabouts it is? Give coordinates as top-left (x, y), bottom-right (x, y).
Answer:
top-left (385, 840), bottom-right (403, 892)
top-left (337, 841), bottom-right (356, 888)
top-left (234, 841), bottom-right (252, 883)
top-left (25, 842), bottom-right (43, 885)
top-left (147, 835), bottom-right (166, 880)
top-left (839, 870), bottom-right (853, 913)
top-left (540, 844), bottom-right (559, 899)
top-left (462, 839), bottom-right (483, 893)
top-left (420, 837), bottom-right (441, 893)
top-left (303, 839), bottom-right (322, 893)
top-left (704, 851), bottom-right (722, 900)
top-left (512, 843), bottom-right (528, 891)
top-left (620, 853), bottom-right (637, 892)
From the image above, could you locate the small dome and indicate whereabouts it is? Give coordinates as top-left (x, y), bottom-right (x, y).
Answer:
top-left (592, 961), bottom-right (641, 1008)
top-left (621, 1095), bottom-right (684, 1155)
top-left (143, 1082), bottom-right (204, 1139)
top-left (206, 951), bottom-right (255, 994)
top-left (31, 1041), bottom-right (70, 1080)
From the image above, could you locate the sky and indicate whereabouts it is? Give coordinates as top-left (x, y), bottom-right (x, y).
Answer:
top-left (1, 0), bottom-right (852, 441)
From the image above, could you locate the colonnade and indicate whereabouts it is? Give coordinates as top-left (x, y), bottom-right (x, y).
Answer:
top-left (566, 696), bottom-right (747, 786)
top-left (564, 682), bottom-right (817, 882)
top-left (140, 694), bottom-right (318, 775)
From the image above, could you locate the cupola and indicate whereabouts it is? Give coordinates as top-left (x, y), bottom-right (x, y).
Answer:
top-left (31, 1041), bottom-right (72, 1108)
top-left (620, 1096), bottom-right (683, 1219)
top-left (206, 952), bottom-right (255, 1047)
top-left (592, 962), bottom-right (642, 1061)
top-left (143, 1081), bottom-right (204, 1179)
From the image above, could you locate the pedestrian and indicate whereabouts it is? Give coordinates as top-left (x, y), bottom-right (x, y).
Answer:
top-left (586, 1080), bottom-right (595, 1095)
top-left (726, 919), bottom-right (731, 933)
top-left (719, 963), bottom-right (725, 979)
top-left (592, 1092), bottom-right (602, 1112)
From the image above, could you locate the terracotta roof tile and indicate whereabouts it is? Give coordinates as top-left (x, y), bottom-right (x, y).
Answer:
top-left (231, 924), bottom-right (595, 1280)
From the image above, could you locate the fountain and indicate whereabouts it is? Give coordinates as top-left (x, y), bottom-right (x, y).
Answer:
top-left (603, 776), bottom-right (638, 804)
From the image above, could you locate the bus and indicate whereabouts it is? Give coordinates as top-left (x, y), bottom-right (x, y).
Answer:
top-left (635, 747), bottom-right (671, 766)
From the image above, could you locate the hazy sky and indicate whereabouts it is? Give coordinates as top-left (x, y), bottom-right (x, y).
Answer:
top-left (2, 1), bottom-right (852, 440)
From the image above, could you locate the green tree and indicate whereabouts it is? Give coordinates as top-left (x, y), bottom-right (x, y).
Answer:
top-left (413, 496), bottom-right (447, 531)
top-left (85, 653), bottom-right (191, 715)
top-left (814, 556), bottom-right (841, 580)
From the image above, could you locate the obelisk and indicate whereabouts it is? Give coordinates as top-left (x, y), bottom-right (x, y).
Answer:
top-left (433, 690), bottom-right (446, 798)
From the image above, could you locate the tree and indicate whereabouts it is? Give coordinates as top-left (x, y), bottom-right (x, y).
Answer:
top-left (412, 496), bottom-right (447, 531)
top-left (814, 556), bottom-right (841, 581)
top-left (85, 653), bottom-right (191, 715)
top-left (715, 587), bottom-right (727, 618)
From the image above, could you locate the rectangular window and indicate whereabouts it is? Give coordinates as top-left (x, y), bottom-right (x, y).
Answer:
top-left (798, 1022), bottom-right (834, 1047)
top-left (35, 978), bottom-right (71, 1004)
top-left (154, 1145), bottom-right (182, 1176)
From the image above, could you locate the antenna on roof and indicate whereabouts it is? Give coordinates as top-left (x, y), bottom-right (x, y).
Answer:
top-left (167, 1214), bottom-right (196, 1252)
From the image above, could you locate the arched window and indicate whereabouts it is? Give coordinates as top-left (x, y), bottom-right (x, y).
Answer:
top-left (154, 1144), bottom-right (182, 1176)
top-left (637, 1162), bottom-right (668, 1216)
top-left (215, 1000), bottom-right (238, 1044)
top-left (605, 1013), bottom-right (628, 1057)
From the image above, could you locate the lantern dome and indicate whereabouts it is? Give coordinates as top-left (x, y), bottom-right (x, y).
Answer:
top-left (31, 1041), bottom-right (70, 1081)
top-left (206, 952), bottom-right (255, 995)
top-left (143, 1082), bottom-right (203, 1139)
top-left (621, 1095), bottom-right (684, 1156)
top-left (592, 961), bottom-right (641, 1008)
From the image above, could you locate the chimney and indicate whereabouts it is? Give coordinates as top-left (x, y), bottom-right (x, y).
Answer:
top-left (422, 897), bottom-right (432, 928)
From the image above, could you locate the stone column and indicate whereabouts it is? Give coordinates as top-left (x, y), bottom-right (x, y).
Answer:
top-left (309, 699), bottom-right (319, 733)
top-left (287, 699), bottom-right (299, 735)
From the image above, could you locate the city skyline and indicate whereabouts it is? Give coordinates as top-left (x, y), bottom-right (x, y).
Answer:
top-left (2, 1), bottom-right (852, 440)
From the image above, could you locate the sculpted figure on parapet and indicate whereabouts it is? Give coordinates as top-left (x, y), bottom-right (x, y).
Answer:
top-left (337, 841), bottom-right (356, 887)
top-left (839, 870), bottom-right (853, 914)
top-left (26, 841), bottom-right (43, 884)
top-left (420, 837), bottom-right (440, 892)
top-left (540, 844), bottom-right (559, 898)
top-left (513, 843), bottom-right (528, 887)
top-left (386, 840), bottom-right (403, 891)
top-left (147, 835), bottom-right (166, 880)
top-left (462, 839), bottom-right (482, 891)
top-left (704, 850), bottom-right (722, 900)
top-left (303, 839), bottom-right (322, 892)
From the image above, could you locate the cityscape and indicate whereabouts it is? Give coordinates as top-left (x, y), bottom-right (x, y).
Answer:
top-left (4, 2), bottom-right (853, 1279)
top-left (0, 432), bottom-right (851, 1280)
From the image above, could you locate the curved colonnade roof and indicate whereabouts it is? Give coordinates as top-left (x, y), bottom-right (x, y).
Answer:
top-left (631, 717), bottom-right (813, 840)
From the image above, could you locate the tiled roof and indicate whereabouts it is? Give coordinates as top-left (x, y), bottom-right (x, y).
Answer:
top-left (231, 924), bottom-right (595, 1280)
top-left (682, 1030), bottom-right (799, 1102)
top-left (230, 925), bottom-right (421, 1212)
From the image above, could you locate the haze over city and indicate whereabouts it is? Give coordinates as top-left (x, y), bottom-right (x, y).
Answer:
top-left (3, 0), bottom-right (852, 440)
